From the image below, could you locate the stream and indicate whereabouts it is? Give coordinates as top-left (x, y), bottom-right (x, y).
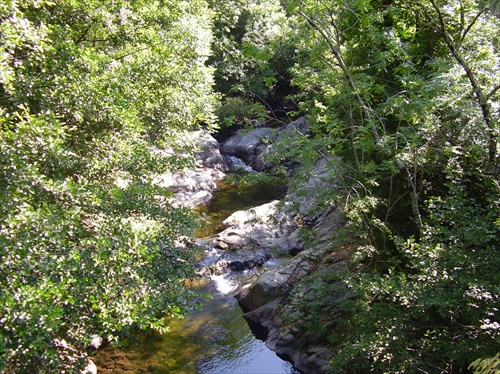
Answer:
top-left (95, 179), bottom-right (299, 374)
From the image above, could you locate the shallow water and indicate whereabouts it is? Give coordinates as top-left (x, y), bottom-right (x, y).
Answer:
top-left (194, 177), bottom-right (286, 238)
top-left (96, 177), bottom-right (297, 374)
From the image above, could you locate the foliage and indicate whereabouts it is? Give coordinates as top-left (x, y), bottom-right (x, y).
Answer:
top-left (2, 0), bottom-right (499, 372)
top-left (277, 0), bottom-right (500, 372)
top-left (470, 353), bottom-right (500, 374)
top-left (215, 96), bottom-right (268, 128)
top-left (0, 0), bottom-right (215, 371)
top-left (282, 267), bottom-right (354, 344)
top-left (208, 0), bottom-right (296, 105)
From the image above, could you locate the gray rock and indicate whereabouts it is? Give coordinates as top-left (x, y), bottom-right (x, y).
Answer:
top-left (220, 117), bottom-right (309, 171)
top-left (235, 252), bottom-right (312, 312)
top-left (195, 132), bottom-right (228, 171)
top-left (221, 127), bottom-right (277, 163)
top-left (89, 335), bottom-right (103, 350)
top-left (151, 131), bottom-right (229, 208)
top-left (210, 200), bottom-right (299, 255)
top-left (281, 116), bottom-right (310, 139)
top-left (304, 347), bottom-right (335, 373)
top-left (242, 298), bottom-right (280, 329)
top-left (154, 168), bottom-right (224, 207)
top-left (252, 144), bottom-right (273, 171)
top-left (235, 269), bottom-right (289, 311)
top-left (196, 247), bottom-right (274, 277)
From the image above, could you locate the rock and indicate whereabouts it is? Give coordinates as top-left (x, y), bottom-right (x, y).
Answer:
top-left (251, 143), bottom-right (273, 171)
top-left (235, 270), bottom-right (288, 311)
top-left (242, 298), bottom-right (280, 330)
top-left (151, 131), bottom-right (228, 208)
top-left (221, 117), bottom-right (310, 171)
top-left (209, 200), bottom-right (299, 259)
top-left (81, 359), bottom-right (98, 374)
top-left (153, 165), bottom-right (225, 208)
top-left (174, 189), bottom-right (213, 207)
top-left (195, 132), bottom-right (228, 171)
top-left (221, 127), bottom-right (277, 162)
top-left (235, 252), bottom-right (312, 312)
top-left (89, 335), bottom-right (103, 350)
top-left (279, 116), bottom-right (310, 140)
top-left (196, 249), bottom-right (272, 277)
top-left (304, 347), bottom-right (335, 373)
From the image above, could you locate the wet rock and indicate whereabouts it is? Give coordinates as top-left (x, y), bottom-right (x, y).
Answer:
top-left (227, 254), bottom-right (271, 271)
top-left (196, 249), bottom-right (272, 277)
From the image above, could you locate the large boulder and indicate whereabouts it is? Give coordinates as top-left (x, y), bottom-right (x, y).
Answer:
top-left (210, 200), bottom-right (301, 254)
top-left (154, 167), bottom-right (224, 207)
top-left (153, 131), bottom-right (227, 207)
top-left (195, 131), bottom-right (228, 170)
top-left (235, 251), bottom-right (312, 312)
top-left (221, 127), bottom-right (277, 164)
top-left (220, 117), bottom-right (310, 172)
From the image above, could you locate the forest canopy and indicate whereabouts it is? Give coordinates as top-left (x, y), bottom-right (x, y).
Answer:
top-left (1, 0), bottom-right (499, 372)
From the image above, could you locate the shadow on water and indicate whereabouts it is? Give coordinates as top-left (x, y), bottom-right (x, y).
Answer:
top-left (95, 177), bottom-right (298, 374)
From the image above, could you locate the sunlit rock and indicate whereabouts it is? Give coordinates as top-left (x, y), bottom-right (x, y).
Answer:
top-left (153, 132), bottom-right (227, 207)
top-left (221, 117), bottom-right (310, 172)
top-left (89, 335), bottom-right (103, 350)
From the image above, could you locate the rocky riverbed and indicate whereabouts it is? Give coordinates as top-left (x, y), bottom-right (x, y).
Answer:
top-left (96, 116), bottom-right (348, 374)
top-left (168, 117), bottom-right (349, 374)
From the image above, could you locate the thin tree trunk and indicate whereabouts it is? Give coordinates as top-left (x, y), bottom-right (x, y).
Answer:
top-left (430, 0), bottom-right (498, 166)
top-left (297, 8), bottom-right (381, 144)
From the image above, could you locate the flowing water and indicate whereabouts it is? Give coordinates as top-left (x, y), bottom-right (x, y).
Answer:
top-left (95, 177), bottom-right (299, 374)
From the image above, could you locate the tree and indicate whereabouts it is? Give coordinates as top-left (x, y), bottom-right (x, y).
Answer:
top-left (208, 0), bottom-right (295, 106)
top-left (1, 0), bottom-right (215, 371)
top-left (280, 0), bottom-right (500, 371)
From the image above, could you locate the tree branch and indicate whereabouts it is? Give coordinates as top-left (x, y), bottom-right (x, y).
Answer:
top-left (459, 7), bottom-right (485, 48)
top-left (486, 84), bottom-right (500, 100)
top-left (297, 5), bottom-right (381, 144)
top-left (430, 0), bottom-right (497, 164)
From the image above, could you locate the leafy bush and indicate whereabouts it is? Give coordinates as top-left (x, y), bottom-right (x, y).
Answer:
top-left (215, 96), bottom-right (268, 128)
top-left (0, 0), bottom-right (215, 371)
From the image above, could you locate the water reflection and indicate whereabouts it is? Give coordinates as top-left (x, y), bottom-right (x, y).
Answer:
top-left (194, 178), bottom-right (286, 238)
top-left (96, 276), bottom-right (298, 374)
